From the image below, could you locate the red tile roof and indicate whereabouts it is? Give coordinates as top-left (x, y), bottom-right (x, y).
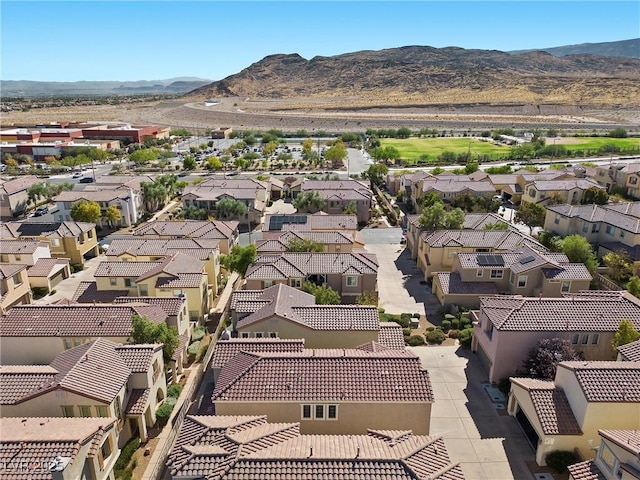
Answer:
top-left (115, 344), bottom-right (162, 372)
top-left (132, 220), bottom-right (238, 240)
top-left (167, 415), bottom-right (463, 480)
top-left (113, 296), bottom-right (186, 316)
top-left (0, 417), bottom-right (117, 480)
top-left (125, 388), bottom-right (150, 415)
top-left (0, 263), bottom-right (27, 279)
top-left (567, 460), bottom-right (605, 480)
top-left (435, 272), bottom-right (499, 295)
top-left (0, 239), bottom-right (43, 254)
top-left (246, 252), bottom-right (378, 279)
top-left (105, 237), bottom-right (219, 257)
top-left (509, 377), bottom-right (582, 435)
top-left (27, 258), bottom-right (69, 278)
top-left (71, 281), bottom-right (129, 303)
top-left (213, 348), bottom-right (433, 403)
top-left (0, 304), bottom-right (166, 337)
top-left (263, 213), bottom-right (358, 232)
top-left (0, 365), bottom-right (58, 405)
top-left (421, 229), bottom-right (545, 250)
top-left (617, 339), bottom-right (640, 362)
top-left (598, 429), bottom-right (640, 456)
top-left (377, 322), bottom-right (406, 350)
top-left (0, 220), bottom-right (95, 239)
top-left (480, 291), bottom-right (640, 332)
top-left (0, 175), bottom-right (40, 195)
top-left (558, 361), bottom-right (640, 402)
top-left (211, 338), bottom-right (305, 369)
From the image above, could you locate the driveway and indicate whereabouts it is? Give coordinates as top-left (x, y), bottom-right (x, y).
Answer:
top-left (408, 345), bottom-right (536, 480)
top-left (32, 254), bottom-right (105, 304)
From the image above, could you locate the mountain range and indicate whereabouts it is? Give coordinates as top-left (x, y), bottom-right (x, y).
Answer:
top-left (509, 38), bottom-right (639, 58)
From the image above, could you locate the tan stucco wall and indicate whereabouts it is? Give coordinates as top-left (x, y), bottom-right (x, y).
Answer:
top-left (215, 401), bottom-right (431, 435)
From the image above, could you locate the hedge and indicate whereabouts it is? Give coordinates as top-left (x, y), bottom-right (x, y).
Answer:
top-left (167, 384), bottom-right (182, 398)
top-left (426, 329), bottom-right (446, 344)
top-left (114, 437), bottom-right (140, 470)
top-left (545, 450), bottom-right (577, 473)
top-left (407, 335), bottom-right (426, 346)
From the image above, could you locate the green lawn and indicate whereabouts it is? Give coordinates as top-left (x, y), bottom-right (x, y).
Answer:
top-left (558, 137), bottom-right (640, 152)
top-left (380, 138), bottom-right (511, 162)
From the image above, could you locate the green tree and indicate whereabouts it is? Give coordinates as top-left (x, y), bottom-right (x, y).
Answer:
top-left (603, 251), bottom-right (634, 283)
top-left (396, 127), bottom-right (412, 139)
top-left (608, 128), bottom-right (628, 138)
top-left (366, 163), bottom-right (389, 188)
top-left (443, 207), bottom-right (465, 229)
top-left (293, 191), bottom-right (324, 213)
top-left (371, 146), bottom-right (400, 162)
top-left (70, 200), bottom-right (101, 223)
top-left (626, 276), bottom-right (640, 298)
top-left (183, 156), bottom-right (197, 170)
top-left (302, 281), bottom-right (341, 305)
top-left (215, 198), bottom-right (247, 220)
top-left (180, 205), bottom-right (208, 220)
top-left (418, 202), bottom-right (464, 230)
top-left (355, 291), bottom-right (378, 306)
top-left (561, 234), bottom-right (598, 274)
top-left (514, 202), bottom-right (545, 233)
top-left (286, 238), bottom-right (325, 252)
top-left (581, 187), bottom-right (609, 205)
top-left (140, 181), bottom-right (168, 212)
top-left (263, 141), bottom-right (278, 157)
top-left (302, 138), bottom-right (314, 154)
top-left (612, 318), bottom-right (640, 352)
top-left (105, 205), bottom-right (121, 227)
top-left (324, 141), bottom-right (347, 167)
top-left (483, 221), bottom-right (510, 230)
top-left (206, 157), bottom-right (222, 170)
top-left (129, 149), bottom-right (158, 165)
top-left (464, 162), bottom-right (479, 174)
top-left (27, 183), bottom-right (48, 206)
top-left (130, 314), bottom-right (179, 364)
top-left (220, 244), bottom-right (257, 276)
top-left (342, 201), bottom-right (357, 215)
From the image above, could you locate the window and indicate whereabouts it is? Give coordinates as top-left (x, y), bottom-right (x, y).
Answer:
top-left (582, 223), bottom-right (589, 233)
top-left (630, 176), bottom-right (638, 185)
top-left (255, 332), bottom-right (264, 338)
top-left (50, 238), bottom-right (60, 247)
top-left (96, 406), bottom-right (108, 417)
top-left (15, 254), bottom-right (21, 261)
top-left (79, 406), bottom-right (91, 417)
top-left (11, 274), bottom-right (22, 286)
top-left (269, 332), bottom-right (278, 338)
top-left (101, 437), bottom-right (112, 461)
top-left (475, 248), bottom-right (490, 253)
top-left (263, 280), bottom-right (273, 288)
top-left (571, 333), bottom-right (580, 345)
top-left (346, 276), bottom-right (358, 287)
top-left (314, 405), bottom-right (324, 419)
top-left (61, 406), bottom-right (74, 417)
top-left (63, 338), bottom-right (73, 350)
top-left (591, 333), bottom-right (600, 345)
top-left (490, 269), bottom-right (503, 279)
top-left (124, 278), bottom-right (133, 287)
top-left (290, 278), bottom-right (302, 288)
top-left (517, 275), bottom-right (527, 288)
top-left (554, 214), bottom-right (560, 225)
top-left (592, 224), bottom-right (600, 233)
top-left (88, 230), bottom-right (94, 239)
top-left (114, 398), bottom-right (122, 419)
top-left (510, 272), bottom-right (515, 284)
top-left (528, 188), bottom-right (536, 198)
top-left (327, 405), bottom-right (338, 420)
top-left (561, 281), bottom-right (571, 293)
top-left (109, 278), bottom-right (118, 286)
top-left (599, 443), bottom-right (618, 473)
top-left (581, 334), bottom-right (589, 345)
top-left (620, 231), bottom-right (625, 238)
top-left (476, 270), bottom-right (484, 277)
top-left (139, 284), bottom-right (148, 296)
top-left (240, 332), bottom-right (250, 338)
top-left (606, 225), bottom-right (614, 235)
top-left (302, 405), bottom-right (312, 419)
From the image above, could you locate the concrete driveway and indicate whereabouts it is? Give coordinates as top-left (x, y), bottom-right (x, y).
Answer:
top-left (32, 254), bottom-right (105, 304)
top-left (408, 345), bottom-right (536, 480)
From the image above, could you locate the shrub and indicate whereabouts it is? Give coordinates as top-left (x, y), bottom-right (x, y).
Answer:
top-left (70, 264), bottom-right (84, 273)
top-left (441, 320), bottom-right (451, 331)
top-left (167, 384), bottom-right (182, 398)
top-left (426, 329), bottom-right (446, 344)
top-left (412, 313), bottom-right (421, 318)
top-left (156, 403), bottom-right (174, 427)
top-left (458, 328), bottom-right (473, 347)
top-left (426, 326), bottom-right (435, 332)
top-left (498, 378), bottom-right (511, 395)
top-left (545, 450), bottom-right (577, 473)
top-left (402, 328), bottom-right (412, 337)
top-left (444, 313), bottom-right (456, 320)
top-left (448, 329), bottom-right (460, 339)
top-left (451, 318), bottom-right (460, 329)
top-left (188, 341), bottom-right (201, 356)
top-left (460, 317), bottom-right (472, 328)
top-left (31, 287), bottom-right (49, 299)
top-left (400, 313), bottom-right (412, 322)
top-left (114, 437), bottom-right (140, 470)
top-left (192, 326), bottom-right (206, 341)
top-left (407, 335), bottom-right (426, 346)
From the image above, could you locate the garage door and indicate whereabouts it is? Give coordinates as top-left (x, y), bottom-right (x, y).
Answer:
top-left (476, 342), bottom-right (491, 373)
top-left (49, 269), bottom-right (66, 288)
top-left (516, 408), bottom-right (539, 452)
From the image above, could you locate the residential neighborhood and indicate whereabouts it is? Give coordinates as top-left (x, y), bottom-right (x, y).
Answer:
top-left (1, 124), bottom-right (639, 480)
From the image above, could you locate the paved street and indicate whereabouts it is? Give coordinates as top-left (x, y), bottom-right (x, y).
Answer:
top-left (409, 346), bottom-right (536, 480)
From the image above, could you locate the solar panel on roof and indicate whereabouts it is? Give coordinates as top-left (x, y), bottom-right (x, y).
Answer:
top-left (519, 255), bottom-right (536, 265)
top-left (477, 254), bottom-right (504, 266)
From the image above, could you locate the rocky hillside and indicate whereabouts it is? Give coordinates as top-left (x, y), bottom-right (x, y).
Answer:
top-left (192, 46), bottom-right (640, 105)
top-left (510, 38), bottom-right (640, 59)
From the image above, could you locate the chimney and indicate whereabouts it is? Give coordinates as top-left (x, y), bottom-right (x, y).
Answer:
top-left (49, 456), bottom-right (71, 480)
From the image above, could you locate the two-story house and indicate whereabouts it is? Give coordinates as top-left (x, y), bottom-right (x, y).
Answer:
top-left (617, 339), bottom-right (640, 362)
top-left (0, 175), bottom-right (39, 219)
top-left (411, 176), bottom-right (495, 210)
top-left (508, 362), bottom-right (640, 466)
top-left (521, 178), bottom-right (604, 206)
top-left (545, 202), bottom-right (640, 262)
top-left (0, 220), bottom-right (99, 266)
top-left (229, 283), bottom-right (404, 349)
top-left (262, 213), bottom-right (358, 239)
top-left (0, 416), bottom-right (120, 480)
top-left (471, 291), bottom-right (640, 383)
top-left (131, 220), bottom-right (239, 254)
top-left (0, 239), bottom-right (70, 292)
top-left (293, 180), bottom-right (372, 224)
top-left (568, 430), bottom-right (640, 480)
top-left (256, 230), bottom-right (364, 254)
top-left (594, 162), bottom-right (640, 199)
top-left (54, 189), bottom-right (141, 227)
top-left (0, 264), bottom-right (32, 314)
top-left (166, 415), bottom-right (463, 480)
top-left (432, 246), bottom-right (592, 308)
top-left (0, 338), bottom-right (166, 444)
top-left (244, 252), bottom-right (378, 303)
top-left (212, 345), bottom-right (434, 435)
top-left (0, 303), bottom-right (168, 365)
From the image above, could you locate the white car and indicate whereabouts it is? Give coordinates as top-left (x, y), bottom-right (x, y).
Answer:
top-left (72, 172), bottom-right (83, 178)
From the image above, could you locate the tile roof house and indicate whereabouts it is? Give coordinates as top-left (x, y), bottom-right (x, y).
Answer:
top-left (244, 252), bottom-right (378, 302)
top-left (485, 169), bottom-right (572, 204)
top-left (53, 187), bottom-right (142, 227)
top-left (229, 283), bottom-right (403, 348)
top-left (568, 429), bottom-right (640, 480)
top-left (521, 177), bottom-right (604, 206)
top-left (94, 252), bottom-right (211, 325)
top-left (411, 176), bottom-right (495, 208)
top-left (545, 202), bottom-right (640, 261)
top-left (416, 228), bottom-right (545, 280)
top-left (182, 178), bottom-right (270, 225)
top-left (131, 220), bottom-right (239, 254)
top-left (166, 415), bottom-right (464, 480)
top-left (256, 229), bottom-right (364, 254)
top-left (0, 263), bottom-right (32, 314)
top-left (432, 245), bottom-right (592, 308)
top-left (262, 213), bottom-right (358, 237)
top-left (0, 220), bottom-right (99, 266)
top-left (0, 416), bottom-right (120, 480)
top-left (616, 339), bottom-right (640, 362)
top-left (471, 291), bottom-right (640, 383)
top-left (0, 338), bottom-right (166, 445)
top-left (293, 179), bottom-right (372, 223)
top-left (212, 346), bottom-right (434, 435)
top-left (594, 162), bottom-right (640, 200)
top-left (508, 362), bottom-right (640, 466)
top-left (0, 303), bottom-right (167, 364)
top-left (0, 175), bottom-right (38, 219)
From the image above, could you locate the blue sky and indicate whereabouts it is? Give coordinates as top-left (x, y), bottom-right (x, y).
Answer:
top-left (2, 1), bottom-right (638, 82)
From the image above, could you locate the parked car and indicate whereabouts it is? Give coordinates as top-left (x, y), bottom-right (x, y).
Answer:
top-left (72, 172), bottom-right (83, 179)
top-left (34, 206), bottom-right (49, 216)
top-left (79, 177), bottom-right (94, 183)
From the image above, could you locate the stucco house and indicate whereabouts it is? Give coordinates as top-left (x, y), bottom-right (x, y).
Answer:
top-left (594, 162), bottom-right (640, 199)
top-left (411, 176), bottom-right (495, 209)
top-left (166, 415), bottom-right (463, 480)
top-left (256, 229), bottom-right (364, 254)
top-left (521, 178), bottom-right (604, 206)
top-left (54, 189), bottom-right (141, 227)
top-left (0, 263), bottom-right (32, 314)
top-left (432, 246), bottom-right (592, 308)
top-left (568, 430), bottom-right (640, 480)
top-left (0, 416), bottom-right (120, 480)
top-left (212, 345), bottom-right (434, 435)
top-left (262, 213), bottom-right (358, 238)
top-left (0, 303), bottom-right (167, 365)
top-left (617, 339), bottom-right (640, 362)
top-left (229, 283), bottom-right (404, 349)
top-left (244, 252), bottom-right (378, 303)
top-left (131, 220), bottom-right (239, 254)
top-left (0, 338), bottom-right (167, 444)
top-left (0, 221), bottom-right (99, 266)
top-left (0, 175), bottom-right (39, 219)
top-left (1, 239), bottom-right (71, 292)
top-left (508, 362), bottom-right (640, 466)
top-left (471, 291), bottom-right (640, 383)
top-left (293, 179), bottom-right (372, 224)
